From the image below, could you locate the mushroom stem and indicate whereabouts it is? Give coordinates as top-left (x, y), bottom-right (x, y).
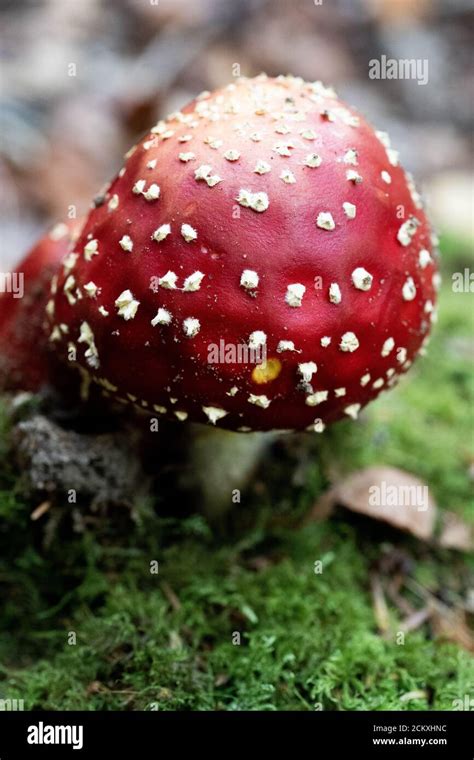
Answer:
top-left (185, 425), bottom-right (276, 520)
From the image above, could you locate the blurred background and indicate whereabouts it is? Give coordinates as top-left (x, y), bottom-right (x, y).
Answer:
top-left (1, 0), bottom-right (473, 270)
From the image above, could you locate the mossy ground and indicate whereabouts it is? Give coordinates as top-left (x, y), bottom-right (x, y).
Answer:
top-left (0, 235), bottom-right (472, 711)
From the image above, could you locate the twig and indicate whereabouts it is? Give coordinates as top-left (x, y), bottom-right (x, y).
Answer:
top-left (30, 500), bottom-right (51, 521)
top-left (160, 581), bottom-right (181, 611)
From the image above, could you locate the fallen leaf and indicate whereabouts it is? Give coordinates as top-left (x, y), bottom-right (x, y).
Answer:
top-left (438, 511), bottom-right (473, 552)
top-left (309, 467), bottom-right (437, 540)
top-left (430, 605), bottom-right (474, 653)
top-left (405, 578), bottom-right (474, 654)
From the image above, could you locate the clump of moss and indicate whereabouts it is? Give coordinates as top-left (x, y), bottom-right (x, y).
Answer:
top-left (2, 520), bottom-right (473, 711)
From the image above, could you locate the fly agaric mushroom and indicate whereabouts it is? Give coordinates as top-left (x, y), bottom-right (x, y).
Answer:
top-left (0, 219), bottom-right (82, 393)
top-left (44, 75), bottom-right (438, 515)
top-left (46, 74), bottom-right (438, 436)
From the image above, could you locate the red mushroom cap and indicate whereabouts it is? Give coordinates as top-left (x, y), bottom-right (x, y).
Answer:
top-left (47, 75), bottom-right (439, 432)
top-left (0, 219), bottom-right (81, 392)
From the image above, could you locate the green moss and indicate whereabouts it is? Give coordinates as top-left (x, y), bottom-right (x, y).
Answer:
top-left (0, 233), bottom-right (472, 711)
top-left (2, 522), bottom-right (473, 711)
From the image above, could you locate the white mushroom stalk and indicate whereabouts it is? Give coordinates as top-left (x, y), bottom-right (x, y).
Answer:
top-left (185, 425), bottom-right (278, 519)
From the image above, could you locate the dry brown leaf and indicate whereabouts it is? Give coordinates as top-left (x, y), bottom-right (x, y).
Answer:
top-left (430, 605), bottom-right (474, 653)
top-left (309, 467), bottom-right (437, 540)
top-left (438, 511), bottom-right (473, 552)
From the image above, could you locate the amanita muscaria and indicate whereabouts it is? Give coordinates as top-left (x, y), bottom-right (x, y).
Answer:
top-left (45, 74), bottom-right (439, 438)
top-left (0, 219), bottom-right (81, 393)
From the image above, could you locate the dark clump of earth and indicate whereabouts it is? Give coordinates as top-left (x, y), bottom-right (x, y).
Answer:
top-left (12, 413), bottom-right (146, 508)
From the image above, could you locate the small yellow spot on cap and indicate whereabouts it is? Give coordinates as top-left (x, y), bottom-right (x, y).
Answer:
top-left (251, 358), bottom-right (282, 385)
